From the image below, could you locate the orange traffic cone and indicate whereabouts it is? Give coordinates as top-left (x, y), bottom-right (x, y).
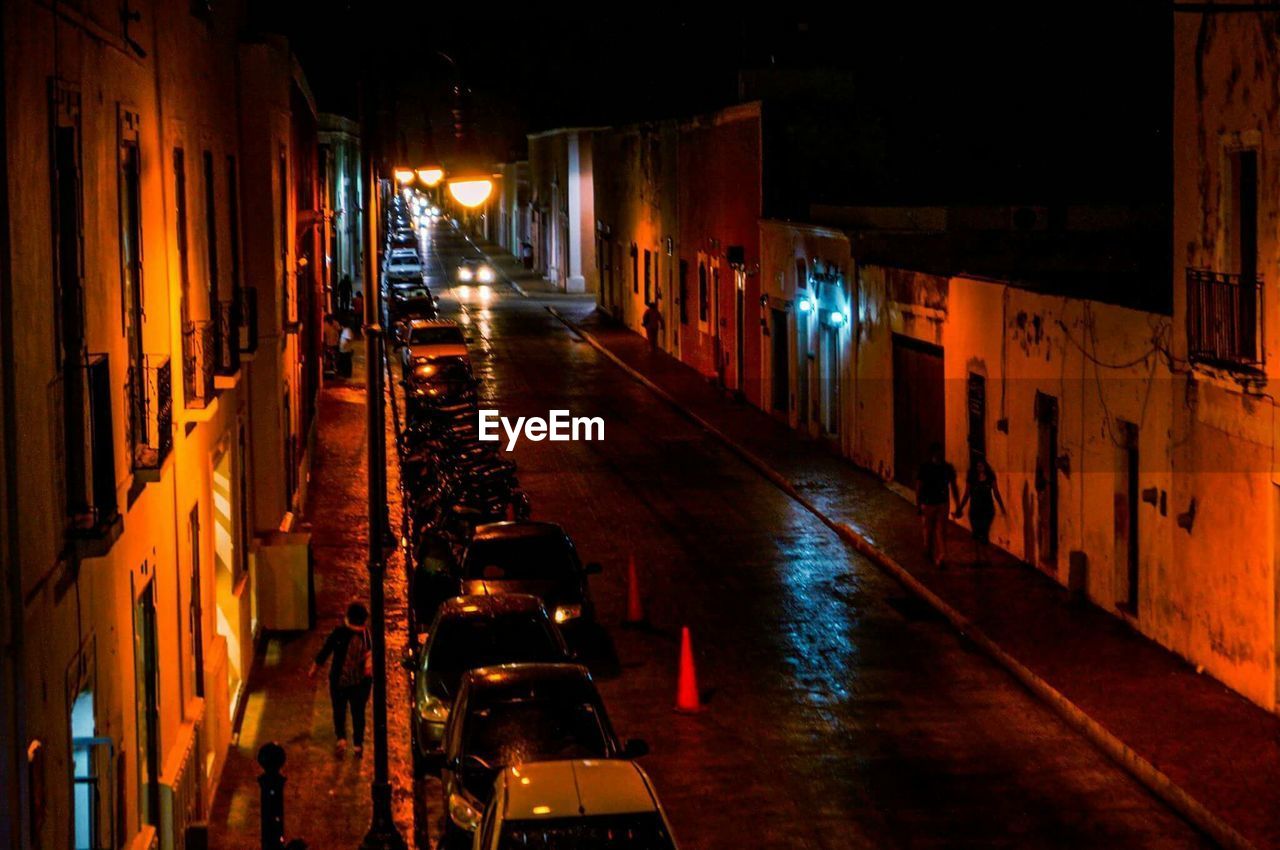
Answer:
top-left (674, 626), bottom-right (702, 713)
top-left (623, 554), bottom-right (645, 625)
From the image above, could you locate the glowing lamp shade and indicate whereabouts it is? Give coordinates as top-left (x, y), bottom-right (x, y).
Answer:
top-left (448, 178), bottom-right (493, 208)
top-left (417, 167), bottom-right (444, 187)
top-left (394, 168), bottom-right (416, 185)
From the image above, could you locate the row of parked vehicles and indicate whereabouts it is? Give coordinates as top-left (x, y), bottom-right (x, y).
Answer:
top-left (381, 193), bottom-right (681, 849)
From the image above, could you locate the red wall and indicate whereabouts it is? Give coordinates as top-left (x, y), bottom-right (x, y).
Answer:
top-left (677, 107), bottom-right (762, 404)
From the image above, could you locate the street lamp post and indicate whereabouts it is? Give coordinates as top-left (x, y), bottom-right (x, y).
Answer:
top-left (358, 72), bottom-right (407, 850)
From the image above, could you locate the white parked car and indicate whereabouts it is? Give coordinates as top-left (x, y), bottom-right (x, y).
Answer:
top-left (472, 759), bottom-right (679, 849)
top-left (386, 248), bottom-right (423, 279)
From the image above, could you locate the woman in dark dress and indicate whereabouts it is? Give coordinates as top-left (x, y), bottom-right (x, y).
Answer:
top-left (956, 457), bottom-right (1005, 564)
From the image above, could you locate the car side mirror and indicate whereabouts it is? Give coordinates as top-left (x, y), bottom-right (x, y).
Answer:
top-left (622, 738), bottom-right (649, 759)
top-left (585, 562), bottom-right (602, 575)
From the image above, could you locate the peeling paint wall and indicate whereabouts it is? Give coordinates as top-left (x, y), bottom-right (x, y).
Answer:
top-left (1168, 7), bottom-right (1280, 709)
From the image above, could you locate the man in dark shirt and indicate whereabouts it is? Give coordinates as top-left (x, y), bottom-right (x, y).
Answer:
top-left (915, 442), bottom-right (959, 568)
top-left (308, 602), bottom-right (371, 755)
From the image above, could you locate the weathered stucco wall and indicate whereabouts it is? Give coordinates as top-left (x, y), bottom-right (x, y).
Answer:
top-left (1166, 7), bottom-right (1280, 708)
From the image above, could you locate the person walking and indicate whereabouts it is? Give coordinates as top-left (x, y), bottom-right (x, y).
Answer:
top-left (955, 456), bottom-right (1006, 565)
top-left (322, 313), bottom-right (341, 374)
top-left (336, 274), bottom-right (353, 314)
top-left (915, 442), bottom-right (959, 568)
top-left (351, 290), bottom-right (365, 328)
top-left (308, 602), bottom-right (372, 756)
top-left (337, 321), bottom-right (356, 378)
top-left (641, 302), bottom-right (665, 353)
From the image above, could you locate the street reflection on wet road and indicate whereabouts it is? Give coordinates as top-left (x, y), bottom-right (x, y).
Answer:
top-left (407, 223), bottom-right (1213, 850)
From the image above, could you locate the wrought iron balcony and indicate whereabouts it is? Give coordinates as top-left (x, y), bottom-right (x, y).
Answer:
top-left (182, 320), bottom-right (217, 407)
top-left (127, 355), bottom-right (173, 477)
top-left (238, 286), bottom-right (259, 354)
top-left (1186, 268), bottom-right (1264, 370)
top-left (214, 298), bottom-right (241, 376)
top-left (64, 353), bottom-right (120, 543)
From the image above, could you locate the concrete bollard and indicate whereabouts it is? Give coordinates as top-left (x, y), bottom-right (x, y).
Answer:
top-left (257, 742), bottom-right (287, 850)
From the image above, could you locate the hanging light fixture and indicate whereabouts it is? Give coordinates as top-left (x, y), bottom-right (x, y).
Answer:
top-left (444, 79), bottom-right (493, 208)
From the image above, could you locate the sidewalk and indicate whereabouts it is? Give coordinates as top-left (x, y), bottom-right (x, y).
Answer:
top-left (549, 302), bottom-right (1280, 850)
top-left (207, 339), bottom-right (415, 850)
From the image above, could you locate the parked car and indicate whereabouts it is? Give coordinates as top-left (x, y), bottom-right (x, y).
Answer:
top-left (457, 257), bottom-right (495, 283)
top-left (459, 522), bottom-right (601, 626)
top-left (403, 355), bottom-right (477, 408)
top-left (439, 663), bottom-right (646, 842)
top-left (409, 595), bottom-right (571, 774)
top-left (398, 318), bottom-right (468, 368)
top-left (386, 251), bottom-right (424, 279)
top-left (388, 229), bottom-right (418, 250)
top-left (475, 759), bottom-right (679, 849)
top-left (388, 287), bottom-right (438, 323)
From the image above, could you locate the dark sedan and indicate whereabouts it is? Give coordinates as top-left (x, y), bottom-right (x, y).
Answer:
top-left (459, 522), bottom-right (601, 627)
top-left (410, 595), bottom-right (571, 775)
top-left (439, 663), bottom-right (646, 843)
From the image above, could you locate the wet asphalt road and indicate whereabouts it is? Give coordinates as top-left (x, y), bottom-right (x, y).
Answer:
top-left (405, 222), bottom-right (1213, 849)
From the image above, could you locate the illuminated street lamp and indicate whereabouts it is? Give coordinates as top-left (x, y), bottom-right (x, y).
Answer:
top-left (417, 166), bottom-right (444, 187)
top-left (446, 170), bottom-right (493, 208)
top-left (393, 167), bottom-right (415, 185)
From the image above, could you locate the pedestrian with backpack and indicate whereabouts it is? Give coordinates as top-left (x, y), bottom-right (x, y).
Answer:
top-left (308, 602), bottom-right (373, 756)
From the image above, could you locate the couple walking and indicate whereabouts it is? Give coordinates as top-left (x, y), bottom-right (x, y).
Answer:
top-left (915, 442), bottom-right (1005, 569)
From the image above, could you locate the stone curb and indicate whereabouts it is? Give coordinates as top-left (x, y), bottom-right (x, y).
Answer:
top-left (545, 304), bottom-right (1253, 850)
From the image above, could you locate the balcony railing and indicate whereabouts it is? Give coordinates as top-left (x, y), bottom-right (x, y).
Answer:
top-left (214, 299), bottom-right (240, 376)
top-left (238, 286), bottom-right (258, 354)
top-left (127, 355), bottom-right (172, 474)
top-left (64, 353), bottom-right (119, 535)
top-left (182, 320), bottom-right (216, 407)
top-left (1186, 268), bottom-right (1264, 370)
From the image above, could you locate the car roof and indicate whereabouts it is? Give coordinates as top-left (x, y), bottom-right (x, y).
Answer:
top-left (472, 521), bottom-right (567, 542)
top-left (501, 760), bottom-right (659, 821)
top-left (462, 662), bottom-right (592, 694)
top-left (436, 594), bottom-right (547, 622)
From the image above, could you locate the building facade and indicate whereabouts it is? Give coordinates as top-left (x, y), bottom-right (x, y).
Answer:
top-left (318, 114), bottom-right (364, 303)
top-left (586, 11), bottom-right (1280, 715)
top-left (0, 5), bottom-right (327, 850)
top-left (1167, 5), bottom-right (1280, 710)
top-left (593, 104), bottom-right (763, 400)
top-left (528, 128), bottom-right (600, 293)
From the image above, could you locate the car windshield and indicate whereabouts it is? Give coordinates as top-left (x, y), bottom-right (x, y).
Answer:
top-left (498, 813), bottom-right (675, 850)
top-left (409, 326), bottom-right (465, 345)
top-left (388, 257), bottom-right (421, 267)
top-left (463, 698), bottom-right (608, 764)
top-left (464, 535), bottom-right (575, 581)
top-left (395, 288), bottom-right (431, 300)
top-left (426, 616), bottom-right (565, 687)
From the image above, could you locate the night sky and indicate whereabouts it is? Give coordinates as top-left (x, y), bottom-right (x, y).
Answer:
top-left (268, 2), bottom-right (1171, 204)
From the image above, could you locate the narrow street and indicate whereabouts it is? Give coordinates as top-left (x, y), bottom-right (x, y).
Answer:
top-left (398, 224), bottom-right (1213, 849)
top-left (11, 9), bottom-right (1280, 850)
